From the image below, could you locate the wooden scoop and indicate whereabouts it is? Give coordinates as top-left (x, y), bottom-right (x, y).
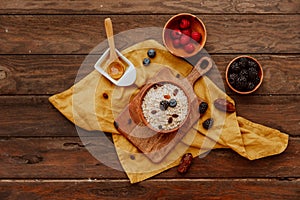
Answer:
top-left (104, 18), bottom-right (125, 80)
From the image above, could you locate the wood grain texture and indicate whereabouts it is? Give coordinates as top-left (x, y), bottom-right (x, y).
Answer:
top-left (0, 0), bottom-right (299, 14)
top-left (0, 179), bottom-right (299, 200)
top-left (0, 94), bottom-right (299, 137)
top-left (0, 55), bottom-right (299, 95)
top-left (0, 96), bottom-right (299, 138)
top-left (0, 137), bottom-right (299, 179)
top-left (0, 15), bottom-right (299, 54)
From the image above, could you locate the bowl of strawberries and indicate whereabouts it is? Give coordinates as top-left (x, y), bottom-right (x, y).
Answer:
top-left (163, 13), bottom-right (207, 58)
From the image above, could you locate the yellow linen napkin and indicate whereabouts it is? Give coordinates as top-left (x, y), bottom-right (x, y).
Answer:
top-left (49, 40), bottom-right (288, 183)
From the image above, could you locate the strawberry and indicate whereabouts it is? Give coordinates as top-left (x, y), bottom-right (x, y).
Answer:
top-left (181, 28), bottom-right (191, 37)
top-left (180, 18), bottom-right (191, 29)
top-left (184, 43), bottom-right (195, 53)
top-left (170, 28), bottom-right (182, 39)
top-left (191, 31), bottom-right (201, 42)
top-left (172, 39), bottom-right (181, 48)
top-left (180, 35), bottom-right (190, 46)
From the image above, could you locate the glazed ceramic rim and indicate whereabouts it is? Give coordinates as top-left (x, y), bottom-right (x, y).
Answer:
top-left (225, 55), bottom-right (264, 94)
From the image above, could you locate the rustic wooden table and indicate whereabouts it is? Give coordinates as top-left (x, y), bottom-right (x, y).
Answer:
top-left (0, 1), bottom-right (299, 199)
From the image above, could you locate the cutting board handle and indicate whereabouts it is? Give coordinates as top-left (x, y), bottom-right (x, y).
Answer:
top-left (186, 56), bottom-right (213, 85)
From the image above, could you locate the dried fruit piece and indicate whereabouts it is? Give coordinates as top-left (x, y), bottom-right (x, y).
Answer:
top-left (172, 114), bottom-right (179, 118)
top-left (102, 93), bottom-right (109, 99)
top-left (151, 110), bottom-right (157, 114)
top-left (168, 117), bottom-right (173, 124)
top-left (214, 98), bottom-right (236, 113)
top-left (202, 118), bottom-right (214, 130)
top-left (173, 88), bottom-right (179, 96)
top-left (198, 102), bottom-right (208, 114)
top-left (177, 153), bottom-right (193, 174)
top-left (164, 94), bottom-right (171, 99)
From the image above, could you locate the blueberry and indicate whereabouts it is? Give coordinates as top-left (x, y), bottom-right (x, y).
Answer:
top-left (202, 118), bottom-right (214, 130)
top-left (160, 100), bottom-right (169, 111)
top-left (198, 102), bottom-right (208, 114)
top-left (147, 49), bottom-right (156, 58)
top-left (169, 99), bottom-right (177, 107)
top-left (143, 58), bottom-right (151, 66)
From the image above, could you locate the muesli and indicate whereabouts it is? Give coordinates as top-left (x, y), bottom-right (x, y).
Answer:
top-left (141, 82), bottom-right (189, 131)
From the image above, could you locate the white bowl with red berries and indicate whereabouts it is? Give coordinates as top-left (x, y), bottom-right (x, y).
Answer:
top-left (163, 13), bottom-right (207, 58)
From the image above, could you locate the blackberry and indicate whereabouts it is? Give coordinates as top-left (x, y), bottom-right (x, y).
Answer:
top-left (143, 58), bottom-right (151, 66)
top-left (198, 102), bottom-right (208, 114)
top-left (253, 76), bottom-right (261, 85)
top-left (159, 100), bottom-right (169, 111)
top-left (247, 59), bottom-right (258, 69)
top-left (202, 118), bottom-right (214, 130)
top-left (247, 82), bottom-right (256, 91)
top-left (248, 67), bottom-right (258, 80)
top-left (235, 76), bottom-right (248, 91)
top-left (169, 99), bottom-right (177, 108)
top-left (228, 73), bottom-right (238, 86)
top-left (238, 57), bottom-right (248, 69)
top-left (230, 62), bottom-right (241, 73)
top-left (147, 49), bottom-right (156, 58)
top-left (239, 69), bottom-right (249, 79)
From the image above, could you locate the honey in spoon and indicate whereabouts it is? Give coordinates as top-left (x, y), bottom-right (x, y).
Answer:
top-left (107, 61), bottom-right (125, 80)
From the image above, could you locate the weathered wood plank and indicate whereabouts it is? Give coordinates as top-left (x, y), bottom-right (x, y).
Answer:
top-left (0, 15), bottom-right (299, 54)
top-left (0, 55), bottom-right (299, 95)
top-left (0, 96), bottom-right (77, 137)
top-left (0, 179), bottom-right (299, 200)
top-left (0, 95), bottom-right (299, 137)
top-left (0, 0), bottom-right (299, 14)
top-left (0, 137), bottom-right (298, 179)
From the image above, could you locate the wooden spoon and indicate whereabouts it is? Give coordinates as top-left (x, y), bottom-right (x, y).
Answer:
top-left (104, 18), bottom-right (125, 80)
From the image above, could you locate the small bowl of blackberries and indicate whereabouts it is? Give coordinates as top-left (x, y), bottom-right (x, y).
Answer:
top-left (226, 56), bottom-right (263, 94)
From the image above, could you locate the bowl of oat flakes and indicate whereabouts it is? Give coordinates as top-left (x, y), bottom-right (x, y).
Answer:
top-left (140, 82), bottom-right (190, 133)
